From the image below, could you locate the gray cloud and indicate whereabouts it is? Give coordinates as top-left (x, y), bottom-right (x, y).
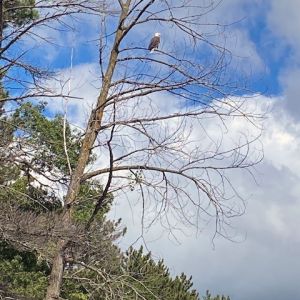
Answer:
top-left (267, 1), bottom-right (300, 52)
top-left (278, 68), bottom-right (300, 121)
top-left (266, 0), bottom-right (300, 121)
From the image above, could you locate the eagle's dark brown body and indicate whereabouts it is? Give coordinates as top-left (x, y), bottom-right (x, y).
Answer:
top-left (148, 35), bottom-right (160, 52)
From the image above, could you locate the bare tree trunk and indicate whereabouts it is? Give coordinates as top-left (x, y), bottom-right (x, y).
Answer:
top-left (45, 240), bottom-right (66, 300)
top-left (0, 0), bottom-right (4, 48)
top-left (44, 1), bottom-right (131, 299)
top-left (0, 0), bottom-right (3, 49)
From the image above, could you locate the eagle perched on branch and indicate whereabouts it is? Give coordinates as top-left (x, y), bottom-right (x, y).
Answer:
top-left (148, 32), bottom-right (161, 53)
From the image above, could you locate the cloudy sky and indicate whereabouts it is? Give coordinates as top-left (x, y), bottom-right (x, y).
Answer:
top-left (134, 1), bottom-right (300, 299)
top-left (116, 1), bottom-right (300, 298)
top-left (9, 0), bottom-right (300, 299)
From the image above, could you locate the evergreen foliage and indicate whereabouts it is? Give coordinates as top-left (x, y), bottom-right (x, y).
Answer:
top-left (0, 241), bottom-right (49, 299)
top-left (123, 246), bottom-right (199, 300)
top-left (12, 102), bottom-right (83, 174)
top-left (3, 0), bottom-right (38, 28)
top-left (203, 290), bottom-right (231, 300)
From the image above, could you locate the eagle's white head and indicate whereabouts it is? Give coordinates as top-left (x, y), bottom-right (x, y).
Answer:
top-left (154, 32), bottom-right (161, 37)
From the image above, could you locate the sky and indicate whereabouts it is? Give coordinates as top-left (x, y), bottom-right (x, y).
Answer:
top-left (117, 1), bottom-right (300, 297)
top-left (6, 0), bottom-right (300, 299)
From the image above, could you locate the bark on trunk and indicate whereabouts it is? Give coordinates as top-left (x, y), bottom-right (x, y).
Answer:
top-left (44, 240), bottom-right (66, 300)
top-left (0, 0), bottom-right (3, 49)
top-left (44, 2), bottom-right (130, 299)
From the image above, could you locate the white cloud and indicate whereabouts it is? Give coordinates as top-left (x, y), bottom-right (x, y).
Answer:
top-left (45, 63), bottom-right (100, 128)
top-left (200, 0), bottom-right (265, 72)
top-left (225, 28), bottom-right (264, 73)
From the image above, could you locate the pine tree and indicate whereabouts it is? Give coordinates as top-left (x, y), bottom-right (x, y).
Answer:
top-left (0, 103), bottom-right (122, 299)
top-left (123, 246), bottom-right (200, 300)
top-left (203, 290), bottom-right (231, 300)
top-left (2, 0), bottom-right (38, 29)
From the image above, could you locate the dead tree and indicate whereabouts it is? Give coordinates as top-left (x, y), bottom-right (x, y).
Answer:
top-left (43, 0), bottom-right (263, 298)
top-left (0, 0), bottom-right (263, 299)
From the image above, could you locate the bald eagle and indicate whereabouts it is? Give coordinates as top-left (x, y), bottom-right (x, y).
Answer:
top-left (148, 32), bottom-right (161, 53)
